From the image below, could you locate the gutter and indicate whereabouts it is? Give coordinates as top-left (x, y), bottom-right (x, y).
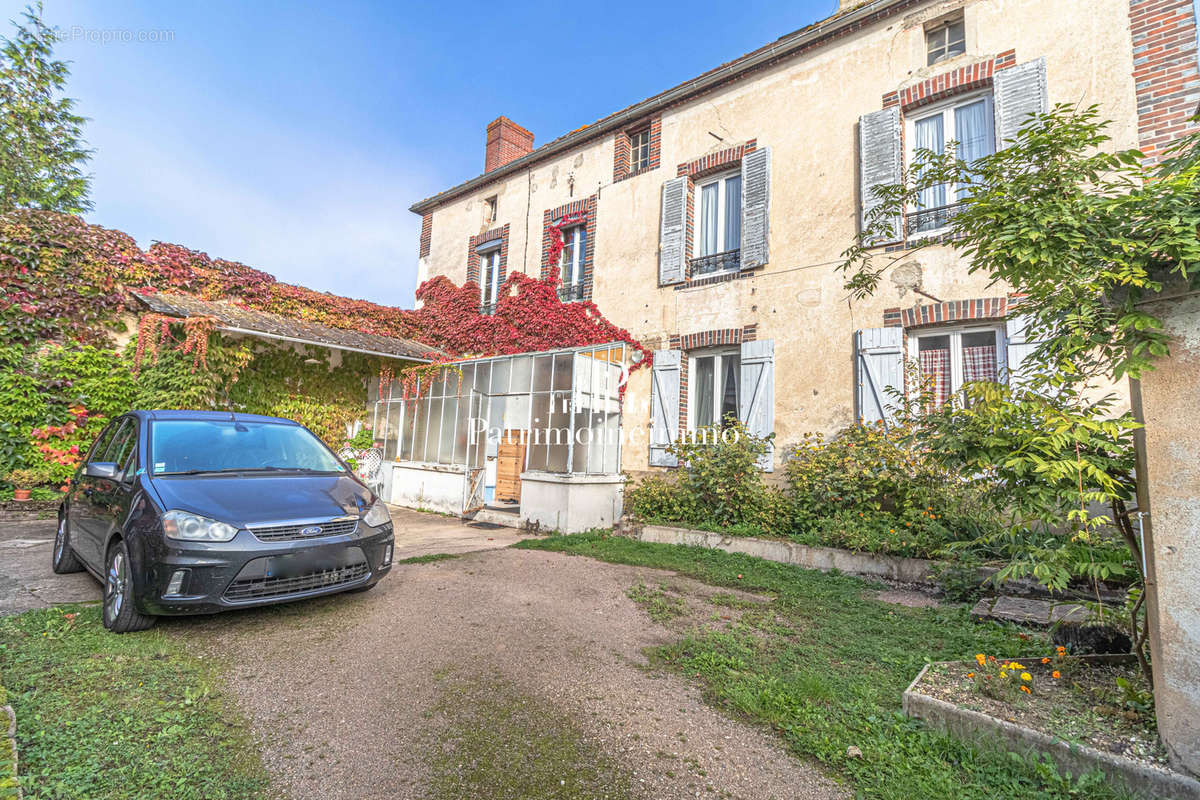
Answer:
top-left (409, 0), bottom-right (908, 215)
top-left (217, 325), bottom-right (437, 363)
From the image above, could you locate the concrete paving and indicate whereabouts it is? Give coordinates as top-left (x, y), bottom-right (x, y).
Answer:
top-left (0, 507), bottom-right (534, 615)
top-left (0, 519), bottom-right (96, 615)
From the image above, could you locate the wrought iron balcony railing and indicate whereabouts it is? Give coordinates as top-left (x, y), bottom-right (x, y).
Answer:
top-left (689, 249), bottom-right (741, 277)
top-left (557, 283), bottom-right (585, 302)
top-left (906, 201), bottom-right (964, 238)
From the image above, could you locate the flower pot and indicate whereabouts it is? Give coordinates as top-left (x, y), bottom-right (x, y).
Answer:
top-left (13, 488), bottom-right (31, 501)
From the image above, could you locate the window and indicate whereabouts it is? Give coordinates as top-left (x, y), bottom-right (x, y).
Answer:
top-left (911, 325), bottom-right (1005, 408)
top-left (558, 224), bottom-right (586, 302)
top-left (479, 247), bottom-right (501, 314)
top-left (688, 348), bottom-right (740, 429)
top-left (483, 195), bottom-right (498, 224)
top-left (907, 93), bottom-right (994, 235)
top-left (629, 129), bottom-right (651, 173)
top-left (926, 17), bottom-right (965, 65)
top-left (692, 170), bottom-right (742, 275)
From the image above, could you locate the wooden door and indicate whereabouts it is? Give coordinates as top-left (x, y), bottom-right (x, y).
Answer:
top-left (495, 430), bottom-right (526, 503)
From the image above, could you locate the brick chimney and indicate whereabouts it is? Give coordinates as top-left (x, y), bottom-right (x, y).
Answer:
top-left (485, 116), bottom-right (534, 172)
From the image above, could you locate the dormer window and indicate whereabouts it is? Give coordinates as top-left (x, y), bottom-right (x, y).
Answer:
top-left (926, 17), bottom-right (966, 65)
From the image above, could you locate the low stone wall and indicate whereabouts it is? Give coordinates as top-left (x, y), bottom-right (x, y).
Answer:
top-left (638, 525), bottom-right (938, 583)
top-left (903, 662), bottom-right (1200, 799)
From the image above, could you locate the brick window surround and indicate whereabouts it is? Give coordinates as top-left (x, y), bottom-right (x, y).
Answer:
top-left (883, 295), bottom-right (1016, 328)
top-left (418, 213), bottom-right (433, 259)
top-left (667, 325), bottom-right (758, 433)
top-left (676, 140), bottom-right (758, 282)
top-left (882, 50), bottom-right (1017, 111)
top-left (1129, 0), bottom-right (1200, 165)
top-left (466, 223), bottom-right (510, 288)
top-left (676, 139), bottom-right (757, 178)
top-left (613, 116), bottom-right (662, 182)
top-left (540, 196), bottom-right (598, 301)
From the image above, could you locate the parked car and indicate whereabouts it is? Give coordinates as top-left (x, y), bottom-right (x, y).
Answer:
top-left (53, 410), bottom-right (395, 632)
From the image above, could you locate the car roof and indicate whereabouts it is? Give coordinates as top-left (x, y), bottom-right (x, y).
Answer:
top-left (129, 410), bottom-right (301, 426)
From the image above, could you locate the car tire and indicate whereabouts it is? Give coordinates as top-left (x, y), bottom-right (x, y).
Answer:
top-left (102, 539), bottom-right (156, 634)
top-left (51, 514), bottom-right (85, 575)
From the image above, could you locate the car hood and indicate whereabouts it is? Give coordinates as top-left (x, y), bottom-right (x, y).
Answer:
top-left (147, 473), bottom-right (374, 528)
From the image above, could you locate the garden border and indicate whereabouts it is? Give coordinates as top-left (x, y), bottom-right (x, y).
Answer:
top-left (2, 697), bottom-right (21, 799)
top-left (638, 525), bottom-right (940, 582)
top-left (902, 660), bottom-right (1200, 800)
top-left (634, 525), bottom-right (1127, 603)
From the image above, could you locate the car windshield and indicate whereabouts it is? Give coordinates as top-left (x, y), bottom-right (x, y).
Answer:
top-left (149, 419), bottom-right (345, 475)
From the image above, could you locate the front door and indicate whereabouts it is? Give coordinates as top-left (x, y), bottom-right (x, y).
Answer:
top-left (462, 391), bottom-right (487, 516)
top-left (495, 430), bottom-right (526, 504)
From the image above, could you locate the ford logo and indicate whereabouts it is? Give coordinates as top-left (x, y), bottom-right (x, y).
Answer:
top-left (299, 525), bottom-right (323, 536)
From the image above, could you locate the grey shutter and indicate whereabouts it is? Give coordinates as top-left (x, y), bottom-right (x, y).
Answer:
top-left (740, 147), bottom-right (771, 270)
top-left (858, 107), bottom-right (903, 244)
top-left (994, 58), bottom-right (1048, 147)
top-left (739, 339), bottom-right (775, 471)
top-left (658, 177), bottom-right (688, 285)
top-left (855, 327), bottom-right (904, 429)
top-left (649, 349), bottom-right (680, 467)
top-left (1005, 314), bottom-right (1051, 391)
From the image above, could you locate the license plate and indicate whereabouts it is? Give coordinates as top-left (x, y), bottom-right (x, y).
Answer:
top-left (248, 547), bottom-right (366, 579)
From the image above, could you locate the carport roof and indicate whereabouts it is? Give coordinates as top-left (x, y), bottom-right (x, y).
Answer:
top-left (133, 291), bottom-right (443, 363)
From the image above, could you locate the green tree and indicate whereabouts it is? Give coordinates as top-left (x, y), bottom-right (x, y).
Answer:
top-left (0, 3), bottom-right (91, 213)
top-left (840, 106), bottom-right (1200, 686)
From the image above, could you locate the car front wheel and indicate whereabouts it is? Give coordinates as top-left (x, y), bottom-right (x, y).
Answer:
top-left (102, 539), bottom-right (156, 633)
top-left (51, 514), bottom-right (84, 574)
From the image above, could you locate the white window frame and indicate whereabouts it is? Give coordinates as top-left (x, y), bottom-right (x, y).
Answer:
top-left (692, 169), bottom-right (742, 271)
top-left (905, 90), bottom-right (994, 238)
top-left (686, 346), bottom-right (740, 431)
top-left (926, 17), bottom-right (966, 65)
top-left (908, 323), bottom-right (1007, 404)
top-left (479, 246), bottom-right (501, 313)
top-left (629, 129), bottom-right (651, 173)
top-left (560, 225), bottom-right (585, 288)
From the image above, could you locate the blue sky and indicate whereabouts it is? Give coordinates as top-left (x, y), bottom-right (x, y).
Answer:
top-left (1, 0), bottom-right (835, 307)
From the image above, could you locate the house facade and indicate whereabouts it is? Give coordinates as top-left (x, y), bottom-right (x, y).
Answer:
top-left (396, 0), bottom-right (1197, 519)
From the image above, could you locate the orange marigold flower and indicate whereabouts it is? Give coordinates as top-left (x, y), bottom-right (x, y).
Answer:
top-left (975, 654), bottom-right (986, 667)
top-left (1052, 671), bottom-right (1061, 679)
top-left (1041, 657), bottom-right (1051, 664)
top-left (967, 672), bottom-right (976, 678)
top-left (1020, 685), bottom-right (1031, 694)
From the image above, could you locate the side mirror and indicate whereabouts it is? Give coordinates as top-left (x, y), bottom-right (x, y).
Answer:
top-left (85, 462), bottom-right (120, 481)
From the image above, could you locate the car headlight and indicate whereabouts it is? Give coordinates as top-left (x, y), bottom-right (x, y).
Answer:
top-left (162, 510), bottom-right (239, 542)
top-left (362, 499), bottom-right (391, 528)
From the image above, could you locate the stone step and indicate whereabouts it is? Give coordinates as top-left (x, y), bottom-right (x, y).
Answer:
top-left (970, 595), bottom-right (1092, 627)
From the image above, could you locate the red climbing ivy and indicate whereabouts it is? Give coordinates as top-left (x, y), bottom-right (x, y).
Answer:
top-left (2, 209), bottom-right (650, 385)
top-left (133, 313), bottom-right (218, 373)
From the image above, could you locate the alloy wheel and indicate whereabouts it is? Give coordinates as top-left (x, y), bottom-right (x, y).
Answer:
top-left (105, 549), bottom-right (126, 620)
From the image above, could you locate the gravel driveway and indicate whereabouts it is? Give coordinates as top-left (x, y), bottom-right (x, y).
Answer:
top-left (178, 546), bottom-right (845, 800)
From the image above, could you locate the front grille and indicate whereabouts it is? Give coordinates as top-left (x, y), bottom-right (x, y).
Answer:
top-left (223, 562), bottom-right (369, 602)
top-left (249, 518), bottom-right (358, 542)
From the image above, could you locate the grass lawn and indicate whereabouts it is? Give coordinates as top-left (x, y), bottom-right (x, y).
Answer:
top-left (514, 533), bottom-right (1132, 800)
top-left (0, 605), bottom-right (268, 800)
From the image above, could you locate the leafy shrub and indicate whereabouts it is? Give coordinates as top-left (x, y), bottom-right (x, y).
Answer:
top-left (784, 423), bottom-right (999, 557)
top-left (625, 420), bottom-right (785, 536)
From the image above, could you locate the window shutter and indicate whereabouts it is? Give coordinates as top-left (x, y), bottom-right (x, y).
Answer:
top-left (658, 177), bottom-right (688, 285)
top-left (993, 58), bottom-right (1048, 148)
top-left (740, 147), bottom-right (771, 270)
top-left (739, 339), bottom-right (775, 471)
top-left (855, 327), bottom-right (904, 429)
top-left (1004, 313), bottom-right (1052, 391)
top-left (858, 107), bottom-right (903, 244)
top-left (649, 349), bottom-right (680, 467)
